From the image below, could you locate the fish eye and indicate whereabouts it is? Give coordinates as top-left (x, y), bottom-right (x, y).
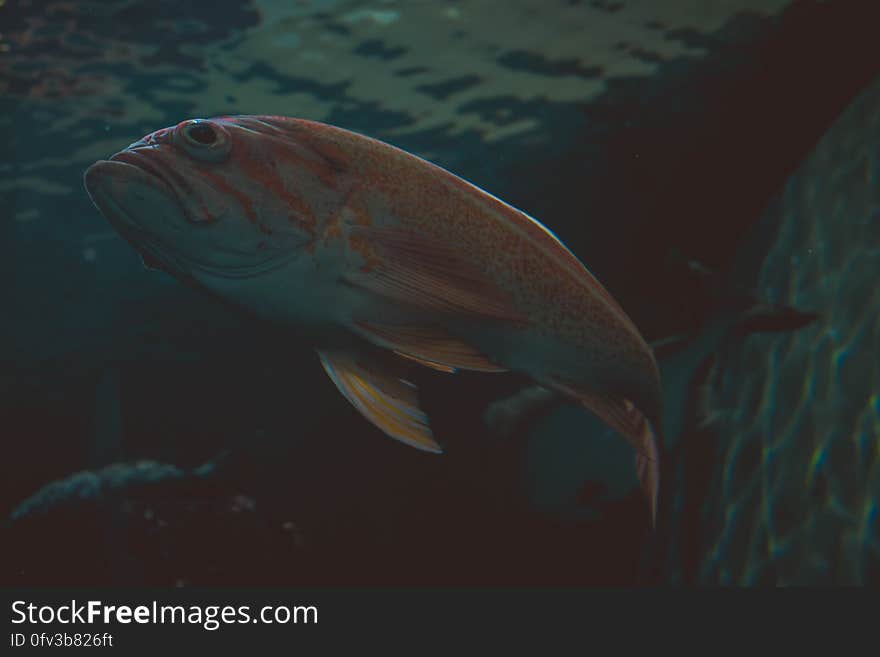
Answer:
top-left (186, 122), bottom-right (217, 145)
top-left (173, 119), bottom-right (231, 162)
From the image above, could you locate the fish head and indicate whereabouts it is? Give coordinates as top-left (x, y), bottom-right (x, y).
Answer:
top-left (83, 116), bottom-right (342, 280)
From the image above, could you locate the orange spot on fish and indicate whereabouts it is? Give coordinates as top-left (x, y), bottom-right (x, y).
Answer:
top-left (348, 232), bottom-right (380, 272)
top-left (199, 201), bottom-right (214, 222)
top-left (201, 170), bottom-right (258, 225)
top-left (237, 142), bottom-right (317, 234)
top-left (324, 223), bottom-right (343, 241)
top-left (352, 202), bottom-right (372, 226)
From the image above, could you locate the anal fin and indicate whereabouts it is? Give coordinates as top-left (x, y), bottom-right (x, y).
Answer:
top-left (318, 348), bottom-right (442, 453)
top-left (550, 378), bottom-right (661, 527)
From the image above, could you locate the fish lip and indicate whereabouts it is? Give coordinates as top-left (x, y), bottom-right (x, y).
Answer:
top-left (107, 148), bottom-right (177, 200)
top-left (84, 157), bottom-right (176, 211)
top-left (84, 159), bottom-right (176, 232)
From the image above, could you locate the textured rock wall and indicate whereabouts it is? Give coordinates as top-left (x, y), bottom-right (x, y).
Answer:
top-left (697, 77), bottom-right (880, 585)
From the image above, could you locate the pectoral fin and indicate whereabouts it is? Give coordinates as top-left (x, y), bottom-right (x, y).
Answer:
top-left (352, 320), bottom-right (507, 373)
top-left (317, 348), bottom-right (442, 453)
top-left (550, 379), bottom-right (661, 527)
top-left (342, 226), bottom-right (527, 323)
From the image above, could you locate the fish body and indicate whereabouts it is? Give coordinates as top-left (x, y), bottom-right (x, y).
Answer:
top-left (84, 116), bottom-right (662, 524)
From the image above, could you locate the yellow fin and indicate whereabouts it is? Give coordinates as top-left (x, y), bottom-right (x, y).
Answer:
top-left (317, 348), bottom-right (442, 453)
top-left (353, 321), bottom-right (507, 373)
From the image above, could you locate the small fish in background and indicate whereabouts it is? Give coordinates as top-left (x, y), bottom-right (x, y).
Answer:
top-left (84, 116), bottom-right (663, 525)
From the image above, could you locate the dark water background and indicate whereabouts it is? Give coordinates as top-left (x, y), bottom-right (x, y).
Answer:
top-left (1, 0), bottom-right (878, 586)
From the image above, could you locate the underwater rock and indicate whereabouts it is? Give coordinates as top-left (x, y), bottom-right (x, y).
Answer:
top-left (2, 456), bottom-right (305, 586)
top-left (8, 459), bottom-right (196, 522)
top-left (685, 76), bottom-right (880, 586)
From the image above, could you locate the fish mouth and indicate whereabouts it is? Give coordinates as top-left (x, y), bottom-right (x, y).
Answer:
top-left (84, 155), bottom-right (177, 219)
top-left (108, 148), bottom-right (178, 200)
top-left (83, 158), bottom-right (188, 276)
top-left (84, 159), bottom-right (293, 280)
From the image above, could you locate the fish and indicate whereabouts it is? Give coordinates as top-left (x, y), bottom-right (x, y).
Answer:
top-left (83, 115), bottom-right (664, 525)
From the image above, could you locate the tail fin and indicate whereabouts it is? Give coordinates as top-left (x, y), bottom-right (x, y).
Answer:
top-left (635, 419), bottom-right (662, 529)
top-left (547, 379), bottom-right (662, 528)
top-left (485, 381), bottom-right (663, 527)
